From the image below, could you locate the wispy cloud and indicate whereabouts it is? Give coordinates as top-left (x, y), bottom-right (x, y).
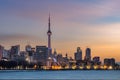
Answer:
top-left (1, 0), bottom-right (120, 23)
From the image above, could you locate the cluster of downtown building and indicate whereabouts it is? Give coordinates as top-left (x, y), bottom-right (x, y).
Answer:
top-left (0, 45), bottom-right (119, 70)
top-left (0, 16), bottom-right (119, 70)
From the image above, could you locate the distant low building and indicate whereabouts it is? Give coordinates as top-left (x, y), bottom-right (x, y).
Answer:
top-left (104, 58), bottom-right (115, 66)
top-left (93, 56), bottom-right (101, 65)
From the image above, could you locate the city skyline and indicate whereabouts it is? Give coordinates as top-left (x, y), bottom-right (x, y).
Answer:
top-left (0, 0), bottom-right (120, 62)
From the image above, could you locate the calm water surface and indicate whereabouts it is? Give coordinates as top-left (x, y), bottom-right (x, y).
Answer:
top-left (0, 70), bottom-right (120, 80)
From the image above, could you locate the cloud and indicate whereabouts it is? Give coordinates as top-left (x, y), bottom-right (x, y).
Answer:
top-left (0, 34), bottom-right (44, 44)
top-left (1, 0), bottom-right (120, 24)
top-left (0, 34), bottom-right (34, 40)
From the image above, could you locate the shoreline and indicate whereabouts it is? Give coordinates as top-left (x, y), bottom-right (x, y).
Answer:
top-left (0, 69), bottom-right (120, 71)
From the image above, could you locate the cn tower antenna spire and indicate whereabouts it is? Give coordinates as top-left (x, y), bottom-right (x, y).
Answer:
top-left (48, 13), bottom-right (51, 31)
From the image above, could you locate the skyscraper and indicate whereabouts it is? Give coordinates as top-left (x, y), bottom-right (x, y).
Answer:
top-left (0, 45), bottom-right (4, 60)
top-left (25, 45), bottom-right (32, 52)
top-left (10, 45), bottom-right (20, 60)
top-left (25, 45), bottom-right (33, 62)
top-left (84, 48), bottom-right (91, 61)
top-left (47, 14), bottom-right (52, 57)
top-left (10, 45), bottom-right (20, 55)
top-left (35, 46), bottom-right (48, 65)
top-left (74, 47), bottom-right (82, 61)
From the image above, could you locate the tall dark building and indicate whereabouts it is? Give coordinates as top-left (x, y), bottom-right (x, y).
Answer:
top-left (0, 45), bottom-right (4, 60)
top-left (25, 45), bottom-right (32, 52)
top-left (10, 45), bottom-right (20, 55)
top-left (84, 48), bottom-right (91, 61)
top-left (57, 54), bottom-right (63, 64)
top-left (25, 45), bottom-right (33, 62)
top-left (47, 14), bottom-right (52, 57)
top-left (53, 49), bottom-right (57, 58)
top-left (10, 45), bottom-right (20, 60)
top-left (10, 45), bottom-right (20, 56)
top-left (74, 47), bottom-right (82, 61)
top-left (35, 46), bottom-right (48, 65)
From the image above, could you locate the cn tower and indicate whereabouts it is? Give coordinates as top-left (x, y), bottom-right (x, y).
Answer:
top-left (47, 14), bottom-right (52, 56)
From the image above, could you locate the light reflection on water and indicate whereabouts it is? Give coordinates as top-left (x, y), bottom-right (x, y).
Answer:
top-left (0, 70), bottom-right (120, 80)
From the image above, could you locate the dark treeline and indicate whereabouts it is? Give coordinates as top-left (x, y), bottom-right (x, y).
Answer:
top-left (0, 60), bottom-right (120, 70)
top-left (0, 60), bottom-right (43, 70)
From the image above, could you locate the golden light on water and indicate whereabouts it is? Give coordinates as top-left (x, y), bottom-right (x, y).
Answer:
top-left (34, 65), bottom-right (37, 69)
top-left (65, 65), bottom-right (69, 69)
top-left (79, 66), bottom-right (84, 69)
top-left (51, 66), bottom-right (61, 70)
top-left (103, 65), bottom-right (108, 69)
top-left (93, 65), bottom-right (99, 70)
top-left (72, 65), bottom-right (76, 69)
top-left (108, 66), bottom-right (113, 70)
top-left (100, 65), bottom-right (104, 69)
top-left (86, 65), bottom-right (91, 69)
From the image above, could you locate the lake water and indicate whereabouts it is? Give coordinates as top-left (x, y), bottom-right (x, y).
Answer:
top-left (0, 70), bottom-right (120, 80)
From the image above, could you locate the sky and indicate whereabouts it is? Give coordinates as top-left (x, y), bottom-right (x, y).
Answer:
top-left (0, 0), bottom-right (120, 62)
